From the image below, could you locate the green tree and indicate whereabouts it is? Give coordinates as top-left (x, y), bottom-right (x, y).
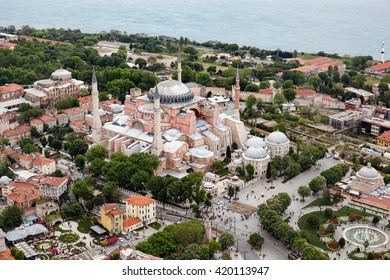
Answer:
top-left (274, 92), bottom-right (286, 106)
top-left (246, 94), bottom-right (257, 117)
top-left (309, 176), bottom-right (326, 194)
top-left (324, 208), bottom-right (333, 219)
top-left (372, 216), bottom-right (380, 225)
top-left (50, 139), bottom-right (62, 151)
top-left (338, 237), bottom-right (346, 248)
top-left (102, 182), bottom-right (121, 202)
top-left (135, 58), bottom-right (147, 69)
top-left (67, 138), bottom-right (88, 158)
top-left (245, 164), bottom-right (255, 180)
top-left (307, 75), bottom-right (322, 91)
top-left (88, 158), bottom-right (106, 177)
top-left (306, 215), bottom-right (320, 227)
top-left (74, 154), bottom-right (85, 171)
top-left (219, 232), bottom-right (235, 250)
top-left (297, 186), bottom-right (311, 201)
top-left (222, 251), bottom-right (232, 260)
top-left (0, 205), bottom-right (23, 230)
top-left (283, 88), bottom-right (297, 102)
top-left (285, 161), bottom-right (301, 178)
top-left (195, 72), bottom-right (213, 86)
top-left (226, 145), bottom-right (231, 159)
top-left (245, 83), bottom-right (260, 92)
top-left (72, 180), bottom-right (94, 201)
top-left (86, 144), bottom-right (109, 162)
top-left (249, 233), bottom-right (264, 250)
top-left (227, 186), bottom-right (235, 202)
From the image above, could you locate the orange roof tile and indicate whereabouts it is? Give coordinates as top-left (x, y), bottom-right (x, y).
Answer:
top-left (39, 114), bottom-right (56, 123)
top-left (64, 108), bottom-right (84, 115)
top-left (30, 118), bottom-right (43, 124)
top-left (40, 176), bottom-right (69, 187)
top-left (259, 88), bottom-right (273, 95)
top-left (78, 95), bottom-right (92, 104)
top-left (6, 183), bottom-right (42, 203)
top-left (377, 131), bottom-right (390, 142)
top-left (108, 210), bottom-right (124, 217)
top-left (0, 250), bottom-right (15, 260)
top-left (296, 89), bottom-right (316, 97)
top-left (125, 196), bottom-right (156, 206)
top-left (370, 61), bottom-right (390, 72)
top-left (0, 42), bottom-right (16, 49)
top-left (19, 154), bottom-right (33, 161)
top-left (103, 203), bottom-right (118, 211)
top-left (33, 157), bottom-right (55, 167)
top-left (294, 65), bottom-right (318, 73)
top-left (305, 57), bottom-right (332, 65)
top-left (0, 83), bottom-right (23, 93)
top-left (123, 217), bottom-right (142, 227)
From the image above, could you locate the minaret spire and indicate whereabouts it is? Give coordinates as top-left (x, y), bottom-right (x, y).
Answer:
top-left (381, 42), bottom-right (385, 64)
top-left (234, 67), bottom-right (240, 119)
top-left (151, 85), bottom-right (163, 156)
top-left (91, 68), bottom-right (102, 144)
top-left (177, 49), bottom-right (182, 83)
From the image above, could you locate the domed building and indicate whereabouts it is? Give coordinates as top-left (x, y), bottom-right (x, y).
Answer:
top-left (351, 163), bottom-right (384, 195)
top-left (101, 55), bottom-right (249, 177)
top-left (242, 145), bottom-right (270, 178)
top-left (24, 68), bottom-right (85, 106)
top-left (244, 136), bottom-right (268, 151)
top-left (264, 131), bottom-right (290, 158)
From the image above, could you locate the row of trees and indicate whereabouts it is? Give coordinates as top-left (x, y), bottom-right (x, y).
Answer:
top-left (320, 163), bottom-right (350, 187)
top-left (257, 194), bottom-right (329, 260)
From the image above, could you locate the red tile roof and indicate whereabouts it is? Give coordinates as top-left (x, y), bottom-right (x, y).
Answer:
top-left (0, 83), bottom-right (23, 93)
top-left (296, 89), bottom-right (316, 97)
top-left (56, 113), bottom-right (68, 119)
top-left (294, 65), bottom-right (317, 73)
top-left (33, 157), bottom-right (55, 167)
top-left (305, 57), bottom-right (332, 65)
top-left (78, 95), bottom-right (92, 104)
top-left (0, 42), bottom-right (16, 49)
top-left (377, 131), bottom-right (390, 142)
top-left (123, 217), bottom-right (142, 227)
top-left (103, 203), bottom-right (118, 211)
top-left (125, 196), bottom-right (156, 206)
top-left (40, 176), bottom-right (69, 187)
top-left (6, 183), bottom-right (42, 203)
top-left (19, 154), bottom-right (33, 162)
top-left (259, 88), bottom-right (273, 95)
top-left (0, 250), bottom-right (15, 260)
top-left (64, 108), bottom-right (84, 115)
top-left (370, 61), bottom-right (390, 72)
top-left (2, 125), bottom-right (30, 137)
top-left (30, 118), bottom-right (43, 125)
top-left (39, 114), bottom-right (56, 123)
top-left (322, 95), bottom-right (333, 101)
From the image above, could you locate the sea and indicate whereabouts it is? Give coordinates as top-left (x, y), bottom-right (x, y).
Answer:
top-left (1, 0), bottom-right (389, 58)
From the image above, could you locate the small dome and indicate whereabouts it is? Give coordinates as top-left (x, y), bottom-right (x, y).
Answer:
top-left (110, 104), bottom-right (122, 111)
top-left (147, 80), bottom-right (194, 104)
top-left (233, 159), bottom-right (242, 165)
top-left (265, 131), bottom-right (289, 145)
top-left (244, 137), bottom-right (266, 149)
top-left (244, 145), bottom-right (268, 160)
top-left (204, 182), bottom-right (215, 189)
top-left (0, 175), bottom-right (11, 184)
top-left (51, 69), bottom-right (72, 77)
top-left (357, 163), bottom-right (380, 179)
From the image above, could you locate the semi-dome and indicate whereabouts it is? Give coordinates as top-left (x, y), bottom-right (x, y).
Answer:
top-left (244, 137), bottom-right (266, 149)
top-left (265, 131), bottom-right (289, 145)
top-left (357, 163), bottom-right (381, 179)
top-left (244, 145), bottom-right (268, 160)
top-left (147, 80), bottom-right (194, 104)
top-left (0, 175), bottom-right (11, 184)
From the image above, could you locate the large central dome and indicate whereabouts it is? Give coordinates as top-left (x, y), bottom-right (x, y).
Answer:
top-left (357, 163), bottom-right (381, 179)
top-left (147, 80), bottom-right (194, 104)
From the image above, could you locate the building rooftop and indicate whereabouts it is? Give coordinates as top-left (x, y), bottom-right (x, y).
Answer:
top-left (125, 196), bottom-right (156, 206)
top-left (377, 131), bottom-right (390, 142)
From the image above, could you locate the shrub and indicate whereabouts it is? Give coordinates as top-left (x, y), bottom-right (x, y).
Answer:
top-left (324, 208), bottom-right (333, 219)
top-left (306, 216), bottom-right (320, 227)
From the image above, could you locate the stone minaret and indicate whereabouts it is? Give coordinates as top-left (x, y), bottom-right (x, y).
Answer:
top-left (177, 50), bottom-right (182, 83)
top-left (204, 219), bottom-right (212, 243)
top-left (151, 85), bottom-right (163, 156)
top-left (0, 228), bottom-right (6, 252)
top-left (381, 42), bottom-right (385, 64)
top-left (91, 68), bottom-right (103, 144)
top-left (234, 67), bottom-right (240, 119)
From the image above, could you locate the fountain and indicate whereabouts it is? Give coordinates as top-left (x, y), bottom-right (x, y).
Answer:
top-left (343, 225), bottom-right (389, 248)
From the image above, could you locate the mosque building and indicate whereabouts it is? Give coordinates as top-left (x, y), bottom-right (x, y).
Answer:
top-left (90, 53), bottom-right (290, 178)
top-left (351, 163), bottom-right (385, 195)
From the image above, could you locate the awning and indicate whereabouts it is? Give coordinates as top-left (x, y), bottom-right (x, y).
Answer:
top-left (90, 225), bottom-right (106, 235)
top-left (349, 190), bottom-right (360, 196)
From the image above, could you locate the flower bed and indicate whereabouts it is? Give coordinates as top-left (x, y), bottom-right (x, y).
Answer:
top-left (59, 233), bottom-right (79, 243)
top-left (327, 242), bottom-right (340, 250)
top-left (374, 254), bottom-right (382, 260)
top-left (319, 230), bottom-right (331, 236)
top-left (349, 214), bottom-right (362, 222)
top-left (36, 241), bottom-right (53, 251)
top-left (329, 219), bottom-right (339, 225)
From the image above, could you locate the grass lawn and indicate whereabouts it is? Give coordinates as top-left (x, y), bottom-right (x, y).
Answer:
top-left (303, 198), bottom-right (334, 209)
top-left (54, 223), bottom-right (71, 233)
top-left (298, 206), bottom-right (378, 251)
top-left (77, 222), bottom-right (91, 234)
top-left (365, 76), bottom-right (381, 86)
top-left (297, 54), bottom-right (319, 60)
top-left (201, 61), bottom-right (229, 72)
top-left (149, 222), bottom-right (162, 230)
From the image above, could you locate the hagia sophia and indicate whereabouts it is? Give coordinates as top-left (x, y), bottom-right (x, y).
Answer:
top-left (90, 53), bottom-right (290, 178)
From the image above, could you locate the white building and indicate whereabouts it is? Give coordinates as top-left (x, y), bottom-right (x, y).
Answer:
top-left (38, 176), bottom-right (69, 200)
top-left (264, 131), bottom-right (290, 158)
top-left (242, 145), bottom-right (270, 178)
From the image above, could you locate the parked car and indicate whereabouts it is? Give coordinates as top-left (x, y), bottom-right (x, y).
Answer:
top-left (132, 231), bottom-right (139, 236)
